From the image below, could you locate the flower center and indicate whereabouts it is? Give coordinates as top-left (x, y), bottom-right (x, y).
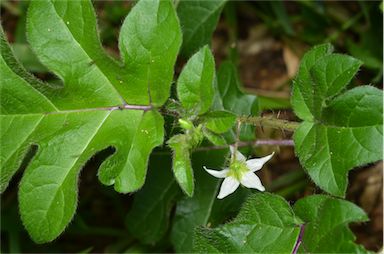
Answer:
top-left (228, 161), bottom-right (249, 181)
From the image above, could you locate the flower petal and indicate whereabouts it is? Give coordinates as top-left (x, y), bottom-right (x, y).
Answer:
top-left (229, 145), bottom-right (246, 162)
top-left (217, 176), bottom-right (240, 199)
top-left (246, 152), bottom-right (274, 172)
top-left (203, 166), bottom-right (229, 178)
top-left (240, 171), bottom-right (265, 191)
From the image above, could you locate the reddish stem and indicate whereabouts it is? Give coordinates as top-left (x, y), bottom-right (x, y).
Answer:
top-left (292, 224), bottom-right (306, 254)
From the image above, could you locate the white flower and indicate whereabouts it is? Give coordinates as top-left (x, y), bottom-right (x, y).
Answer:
top-left (203, 146), bottom-right (274, 199)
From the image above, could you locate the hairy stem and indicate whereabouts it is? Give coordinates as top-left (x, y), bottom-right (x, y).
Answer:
top-left (232, 120), bottom-right (242, 162)
top-left (195, 139), bottom-right (294, 152)
top-left (238, 116), bottom-right (300, 131)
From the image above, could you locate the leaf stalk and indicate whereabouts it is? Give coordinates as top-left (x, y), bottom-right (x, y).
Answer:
top-left (238, 116), bottom-right (300, 131)
top-left (195, 139), bottom-right (294, 152)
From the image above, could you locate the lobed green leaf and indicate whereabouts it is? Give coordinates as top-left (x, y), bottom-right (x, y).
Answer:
top-left (202, 128), bottom-right (227, 146)
top-left (203, 111), bottom-right (236, 134)
top-left (294, 87), bottom-right (382, 196)
top-left (1, 0), bottom-right (181, 243)
top-left (291, 44), bottom-right (383, 196)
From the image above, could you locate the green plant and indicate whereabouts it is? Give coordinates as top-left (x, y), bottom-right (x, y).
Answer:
top-left (0, 0), bottom-right (382, 252)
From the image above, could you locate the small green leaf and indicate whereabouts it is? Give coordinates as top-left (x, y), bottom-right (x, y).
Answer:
top-left (178, 119), bottom-right (194, 130)
top-left (291, 43), bottom-right (333, 121)
top-left (203, 111), bottom-right (236, 134)
top-left (168, 123), bottom-right (204, 198)
top-left (168, 135), bottom-right (195, 197)
top-left (125, 154), bottom-right (181, 244)
top-left (310, 54), bottom-right (362, 118)
top-left (294, 195), bottom-right (369, 253)
top-left (177, 0), bottom-right (227, 57)
top-left (177, 46), bottom-right (215, 115)
top-left (193, 193), bottom-right (302, 253)
top-left (203, 128), bottom-right (227, 146)
top-left (171, 150), bottom-right (227, 252)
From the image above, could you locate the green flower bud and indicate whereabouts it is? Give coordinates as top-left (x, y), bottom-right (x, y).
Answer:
top-left (178, 119), bottom-right (193, 130)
